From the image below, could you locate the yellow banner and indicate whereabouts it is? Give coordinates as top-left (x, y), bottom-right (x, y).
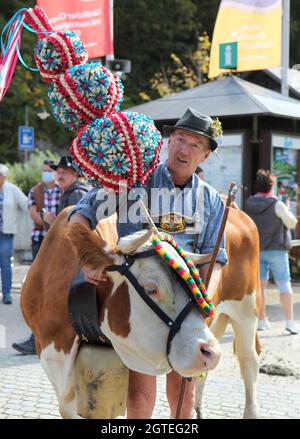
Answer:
top-left (209, 0), bottom-right (282, 78)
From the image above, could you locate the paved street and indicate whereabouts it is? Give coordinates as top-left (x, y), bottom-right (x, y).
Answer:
top-left (0, 262), bottom-right (300, 419)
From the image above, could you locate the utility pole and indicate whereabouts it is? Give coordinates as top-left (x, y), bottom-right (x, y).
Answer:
top-left (24, 105), bottom-right (29, 162)
top-left (106, 0), bottom-right (114, 64)
top-left (281, 0), bottom-right (290, 96)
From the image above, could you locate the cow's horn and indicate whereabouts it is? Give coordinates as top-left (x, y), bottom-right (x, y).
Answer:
top-left (117, 228), bottom-right (153, 254)
top-left (185, 252), bottom-right (212, 266)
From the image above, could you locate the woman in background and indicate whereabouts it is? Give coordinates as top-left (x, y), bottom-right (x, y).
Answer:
top-left (0, 164), bottom-right (28, 304)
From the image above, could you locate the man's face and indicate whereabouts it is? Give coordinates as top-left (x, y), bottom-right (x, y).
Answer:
top-left (168, 129), bottom-right (211, 181)
top-left (56, 167), bottom-right (77, 191)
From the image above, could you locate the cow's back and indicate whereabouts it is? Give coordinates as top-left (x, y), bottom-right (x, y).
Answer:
top-left (217, 207), bottom-right (260, 308)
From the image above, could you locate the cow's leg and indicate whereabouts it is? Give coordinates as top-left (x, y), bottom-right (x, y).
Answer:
top-left (194, 313), bottom-right (229, 418)
top-left (229, 304), bottom-right (259, 419)
top-left (39, 339), bottom-right (81, 419)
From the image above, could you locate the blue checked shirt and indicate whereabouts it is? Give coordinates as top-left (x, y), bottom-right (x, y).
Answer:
top-left (28, 184), bottom-right (61, 241)
top-left (69, 162), bottom-right (227, 265)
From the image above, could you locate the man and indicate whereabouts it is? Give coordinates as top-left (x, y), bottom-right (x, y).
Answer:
top-left (68, 108), bottom-right (227, 418)
top-left (245, 169), bottom-right (299, 335)
top-left (195, 165), bottom-right (204, 181)
top-left (50, 156), bottom-right (89, 213)
top-left (12, 157), bottom-right (88, 355)
top-left (12, 160), bottom-right (61, 354)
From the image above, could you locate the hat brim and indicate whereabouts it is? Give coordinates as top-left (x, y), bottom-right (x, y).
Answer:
top-left (163, 125), bottom-right (218, 152)
top-left (49, 164), bottom-right (58, 170)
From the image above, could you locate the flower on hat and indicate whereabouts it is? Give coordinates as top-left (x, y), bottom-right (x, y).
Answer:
top-left (210, 117), bottom-right (223, 139)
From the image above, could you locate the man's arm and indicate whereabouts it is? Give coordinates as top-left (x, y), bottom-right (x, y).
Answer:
top-left (68, 212), bottom-right (91, 228)
top-left (68, 189), bottom-right (117, 284)
top-left (28, 205), bottom-right (44, 226)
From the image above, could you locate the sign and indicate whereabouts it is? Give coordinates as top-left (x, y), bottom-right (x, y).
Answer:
top-left (37, 0), bottom-right (113, 58)
top-left (18, 126), bottom-right (35, 151)
top-left (219, 42), bottom-right (238, 69)
top-left (209, 0), bottom-right (282, 78)
top-left (201, 133), bottom-right (244, 207)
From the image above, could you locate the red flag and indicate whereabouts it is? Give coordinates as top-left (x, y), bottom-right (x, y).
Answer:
top-left (37, 0), bottom-right (113, 58)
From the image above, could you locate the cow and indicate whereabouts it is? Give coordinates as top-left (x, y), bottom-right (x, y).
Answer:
top-left (20, 207), bottom-right (221, 419)
top-left (195, 204), bottom-right (261, 419)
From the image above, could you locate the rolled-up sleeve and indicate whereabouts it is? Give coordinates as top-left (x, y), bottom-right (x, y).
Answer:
top-left (199, 193), bottom-right (227, 265)
top-left (68, 188), bottom-right (119, 229)
top-left (68, 189), bottom-right (100, 229)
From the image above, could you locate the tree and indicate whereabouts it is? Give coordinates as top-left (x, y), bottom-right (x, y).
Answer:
top-left (0, 0), bottom-right (72, 163)
top-left (144, 32), bottom-right (211, 99)
top-left (114, 0), bottom-right (200, 106)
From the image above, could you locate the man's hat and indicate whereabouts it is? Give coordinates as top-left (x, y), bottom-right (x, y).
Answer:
top-left (50, 156), bottom-right (77, 172)
top-left (164, 108), bottom-right (222, 152)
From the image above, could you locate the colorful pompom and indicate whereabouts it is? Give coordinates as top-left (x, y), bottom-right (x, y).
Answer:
top-left (48, 62), bottom-right (124, 131)
top-left (70, 111), bottom-right (162, 192)
top-left (34, 30), bottom-right (88, 82)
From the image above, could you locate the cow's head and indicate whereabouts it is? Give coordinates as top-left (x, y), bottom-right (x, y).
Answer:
top-left (67, 223), bottom-right (220, 377)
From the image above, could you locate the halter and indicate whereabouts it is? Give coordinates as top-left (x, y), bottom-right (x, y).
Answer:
top-left (106, 232), bottom-right (215, 370)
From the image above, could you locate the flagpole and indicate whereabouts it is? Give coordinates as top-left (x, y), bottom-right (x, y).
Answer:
top-left (106, 0), bottom-right (114, 64)
top-left (281, 0), bottom-right (290, 96)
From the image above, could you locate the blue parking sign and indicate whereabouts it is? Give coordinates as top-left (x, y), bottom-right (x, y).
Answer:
top-left (18, 126), bottom-right (35, 151)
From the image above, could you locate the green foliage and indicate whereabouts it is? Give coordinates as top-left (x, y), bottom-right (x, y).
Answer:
top-left (0, 0), bottom-right (72, 163)
top-left (145, 33), bottom-right (212, 99)
top-left (7, 150), bottom-right (60, 195)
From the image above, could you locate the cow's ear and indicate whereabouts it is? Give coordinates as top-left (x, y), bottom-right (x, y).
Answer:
top-left (65, 223), bottom-right (114, 270)
top-left (184, 252), bottom-right (212, 266)
top-left (117, 229), bottom-right (153, 254)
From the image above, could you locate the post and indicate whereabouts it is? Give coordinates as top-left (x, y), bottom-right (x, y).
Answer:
top-left (106, 0), bottom-right (114, 64)
top-left (24, 105), bottom-right (29, 162)
top-left (281, 0), bottom-right (290, 96)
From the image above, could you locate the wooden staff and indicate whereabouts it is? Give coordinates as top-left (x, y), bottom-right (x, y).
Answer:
top-left (175, 182), bottom-right (238, 419)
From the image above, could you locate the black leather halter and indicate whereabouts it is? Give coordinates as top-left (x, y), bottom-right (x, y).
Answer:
top-left (106, 249), bottom-right (199, 369)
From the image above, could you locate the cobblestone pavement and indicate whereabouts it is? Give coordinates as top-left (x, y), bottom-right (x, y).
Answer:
top-left (0, 263), bottom-right (300, 419)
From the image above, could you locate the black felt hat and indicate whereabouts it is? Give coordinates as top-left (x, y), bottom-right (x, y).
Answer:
top-left (50, 155), bottom-right (77, 172)
top-left (164, 108), bottom-right (220, 151)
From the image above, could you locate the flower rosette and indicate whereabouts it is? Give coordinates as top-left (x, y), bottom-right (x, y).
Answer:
top-left (22, 7), bottom-right (88, 82)
top-left (33, 30), bottom-right (88, 83)
top-left (70, 111), bottom-right (162, 192)
top-left (48, 62), bottom-right (124, 132)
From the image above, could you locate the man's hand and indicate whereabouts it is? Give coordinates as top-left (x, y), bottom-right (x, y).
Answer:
top-left (43, 211), bottom-right (56, 225)
top-left (82, 268), bottom-right (109, 284)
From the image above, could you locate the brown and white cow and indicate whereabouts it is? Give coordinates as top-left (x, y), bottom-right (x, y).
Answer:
top-left (195, 205), bottom-right (261, 419)
top-left (20, 208), bottom-right (221, 419)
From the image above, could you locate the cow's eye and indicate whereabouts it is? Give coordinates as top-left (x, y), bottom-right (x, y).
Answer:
top-left (144, 285), bottom-right (158, 296)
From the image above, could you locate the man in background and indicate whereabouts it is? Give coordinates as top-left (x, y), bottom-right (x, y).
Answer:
top-left (12, 160), bottom-right (61, 354)
top-left (12, 156), bottom-right (88, 355)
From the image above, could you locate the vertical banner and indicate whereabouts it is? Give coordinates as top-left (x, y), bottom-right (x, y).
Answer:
top-left (209, 0), bottom-right (282, 78)
top-left (37, 0), bottom-right (113, 58)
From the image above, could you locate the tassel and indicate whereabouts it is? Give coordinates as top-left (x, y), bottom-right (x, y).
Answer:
top-left (0, 6), bottom-right (53, 102)
top-left (0, 9), bottom-right (26, 101)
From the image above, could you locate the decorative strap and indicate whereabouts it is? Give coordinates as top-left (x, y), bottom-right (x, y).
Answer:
top-left (152, 232), bottom-right (215, 317)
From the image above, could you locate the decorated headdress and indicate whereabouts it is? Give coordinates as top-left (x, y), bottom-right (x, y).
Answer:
top-left (152, 232), bottom-right (215, 317)
top-left (1, 6), bottom-right (162, 191)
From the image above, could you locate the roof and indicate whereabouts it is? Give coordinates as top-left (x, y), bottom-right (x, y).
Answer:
top-left (265, 67), bottom-right (300, 98)
top-left (127, 75), bottom-right (300, 121)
